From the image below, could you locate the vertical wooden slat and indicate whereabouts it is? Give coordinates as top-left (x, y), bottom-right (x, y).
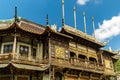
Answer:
top-left (48, 35), bottom-right (52, 80)
top-left (12, 33), bottom-right (16, 59)
top-left (36, 41), bottom-right (40, 62)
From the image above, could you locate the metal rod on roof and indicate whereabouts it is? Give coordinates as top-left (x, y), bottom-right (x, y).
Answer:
top-left (62, 0), bottom-right (65, 26)
top-left (92, 16), bottom-right (96, 38)
top-left (73, 6), bottom-right (77, 29)
top-left (14, 6), bottom-right (18, 22)
top-left (83, 12), bottom-right (87, 33)
top-left (46, 14), bottom-right (49, 26)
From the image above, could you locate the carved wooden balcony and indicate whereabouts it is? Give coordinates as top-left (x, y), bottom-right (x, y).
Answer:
top-left (0, 53), bottom-right (43, 66)
top-left (70, 58), bottom-right (104, 73)
top-left (51, 57), bottom-right (104, 74)
top-left (0, 53), bottom-right (51, 71)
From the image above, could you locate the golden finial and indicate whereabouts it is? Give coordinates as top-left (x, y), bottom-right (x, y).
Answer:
top-left (83, 12), bottom-right (87, 33)
top-left (92, 16), bottom-right (96, 38)
top-left (73, 6), bottom-right (77, 29)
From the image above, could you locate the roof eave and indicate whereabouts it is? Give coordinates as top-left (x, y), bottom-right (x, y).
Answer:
top-left (61, 27), bottom-right (105, 47)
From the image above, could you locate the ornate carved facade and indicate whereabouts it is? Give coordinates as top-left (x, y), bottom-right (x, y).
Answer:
top-left (0, 17), bottom-right (118, 80)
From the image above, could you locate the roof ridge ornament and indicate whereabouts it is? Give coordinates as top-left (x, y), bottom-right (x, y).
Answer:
top-left (62, 0), bottom-right (65, 26)
top-left (46, 14), bottom-right (49, 26)
top-left (83, 12), bottom-right (87, 33)
top-left (92, 16), bottom-right (96, 38)
top-left (73, 6), bottom-right (77, 29)
top-left (14, 6), bottom-right (18, 22)
top-left (51, 24), bottom-right (57, 32)
top-left (14, 6), bottom-right (20, 23)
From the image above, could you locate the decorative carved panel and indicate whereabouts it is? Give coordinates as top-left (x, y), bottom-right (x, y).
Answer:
top-left (104, 60), bottom-right (112, 68)
top-left (55, 46), bottom-right (65, 58)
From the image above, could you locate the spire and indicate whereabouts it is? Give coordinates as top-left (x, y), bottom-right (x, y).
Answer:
top-left (108, 46), bottom-right (112, 51)
top-left (83, 12), bottom-right (87, 33)
top-left (92, 16), bottom-right (96, 38)
top-left (46, 14), bottom-right (49, 26)
top-left (73, 6), bottom-right (77, 29)
top-left (62, 0), bottom-right (65, 26)
top-left (14, 6), bottom-right (18, 22)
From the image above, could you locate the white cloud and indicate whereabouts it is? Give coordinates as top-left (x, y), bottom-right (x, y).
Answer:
top-left (95, 15), bottom-right (120, 41)
top-left (77, 0), bottom-right (90, 5)
top-left (77, 0), bottom-right (101, 5)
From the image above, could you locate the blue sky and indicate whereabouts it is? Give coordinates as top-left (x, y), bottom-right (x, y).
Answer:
top-left (0, 0), bottom-right (120, 51)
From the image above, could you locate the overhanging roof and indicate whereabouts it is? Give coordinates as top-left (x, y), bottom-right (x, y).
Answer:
top-left (60, 25), bottom-right (105, 47)
top-left (0, 17), bottom-right (45, 35)
top-left (0, 17), bottom-right (73, 40)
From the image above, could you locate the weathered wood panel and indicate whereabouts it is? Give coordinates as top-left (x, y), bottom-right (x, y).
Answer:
top-left (17, 77), bottom-right (28, 80)
top-left (0, 77), bottom-right (10, 80)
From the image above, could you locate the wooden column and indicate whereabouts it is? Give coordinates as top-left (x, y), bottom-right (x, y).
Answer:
top-left (27, 39), bottom-right (32, 61)
top-left (12, 33), bottom-right (17, 59)
top-left (36, 41), bottom-right (40, 62)
top-left (48, 35), bottom-right (52, 80)
top-left (52, 66), bottom-right (55, 80)
top-left (10, 66), bottom-right (14, 80)
top-left (37, 41), bottom-right (43, 63)
top-left (78, 72), bottom-right (81, 80)
top-left (49, 67), bottom-right (51, 80)
top-left (30, 39), bottom-right (33, 61)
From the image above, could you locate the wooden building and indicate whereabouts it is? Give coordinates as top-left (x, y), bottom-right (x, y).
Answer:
top-left (0, 17), bottom-right (118, 80)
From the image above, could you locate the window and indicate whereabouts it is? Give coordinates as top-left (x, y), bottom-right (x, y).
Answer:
top-left (19, 45), bottom-right (29, 57)
top-left (3, 44), bottom-right (13, 53)
top-left (32, 48), bottom-right (36, 59)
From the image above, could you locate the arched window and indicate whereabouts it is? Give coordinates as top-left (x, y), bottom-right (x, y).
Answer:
top-left (89, 57), bottom-right (97, 62)
top-left (78, 54), bottom-right (87, 59)
top-left (70, 52), bottom-right (77, 64)
top-left (70, 52), bottom-right (76, 58)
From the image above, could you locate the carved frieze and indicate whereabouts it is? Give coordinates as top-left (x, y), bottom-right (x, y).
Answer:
top-left (55, 46), bottom-right (65, 58)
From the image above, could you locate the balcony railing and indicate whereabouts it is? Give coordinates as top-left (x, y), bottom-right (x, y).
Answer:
top-left (70, 58), bottom-right (104, 73)
top-left (0, 53), bottom-right (104, 73)
top-left (0, 53), bottom-right (10, 60)
top-left (0, 53), bottom-right (43, 66)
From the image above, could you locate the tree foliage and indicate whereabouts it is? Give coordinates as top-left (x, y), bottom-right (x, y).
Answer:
top-left (115, 59), bottom-right (120, 73)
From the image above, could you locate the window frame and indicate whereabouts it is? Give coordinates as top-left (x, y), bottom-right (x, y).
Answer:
top-left (17, 42), bottom-right (31, 57)
top-left (1, 42), bottom-right (13, 54)
top-left (32, 46), bottom-right (37, 59)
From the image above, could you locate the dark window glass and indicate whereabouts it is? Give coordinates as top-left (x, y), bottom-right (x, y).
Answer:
top-left (32, 48), bottom-right (36, 59)
top-left (19, 45), bottom-right (29, 57)
top-left (3, 44), bottom-right (13, 53)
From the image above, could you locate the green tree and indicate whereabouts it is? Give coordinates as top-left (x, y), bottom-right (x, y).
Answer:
top-left (115, 59), bottom-right (120, 73)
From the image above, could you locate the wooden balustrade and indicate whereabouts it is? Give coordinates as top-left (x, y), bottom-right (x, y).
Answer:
top-left (0, 53), bottom-right (104, 73)
top-left (0, 53), bottom-right (42, 65)
top-left (69, 57), bottom-right (104, 73)
top-left (50, 57), bottom-right (104, 73)
top-left (0, 53), bottom-right (11, 60)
